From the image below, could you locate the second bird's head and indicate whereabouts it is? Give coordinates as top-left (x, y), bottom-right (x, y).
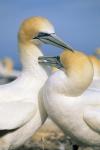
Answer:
top-left (38, 50), bottom-right (94, 95)
top-left (18, 16), bottom-right (73, 51)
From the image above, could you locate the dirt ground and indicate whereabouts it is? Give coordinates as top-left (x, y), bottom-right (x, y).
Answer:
top-left (15, 119), bottom-right (73, 150)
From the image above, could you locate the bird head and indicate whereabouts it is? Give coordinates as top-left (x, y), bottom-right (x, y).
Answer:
top-left (18, 16), bottom-right (74, 51)
top-left (39, 50), bottom-right (94, 95)
top-left (60, 50), bottom-right (94, 94)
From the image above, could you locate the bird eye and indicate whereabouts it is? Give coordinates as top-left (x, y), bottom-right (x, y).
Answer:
top-left (33, 32), bottom-right (55, 39)
top-left (33, 32), bottom-right (50, 39)
top-left (38, 32), bottom-right (50, 37)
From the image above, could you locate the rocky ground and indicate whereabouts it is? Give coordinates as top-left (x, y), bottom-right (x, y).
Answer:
top-left (15, 119), bottom-right (73, 150)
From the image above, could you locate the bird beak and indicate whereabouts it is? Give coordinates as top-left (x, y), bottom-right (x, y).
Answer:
top-left (36, 33), bottom-right (74, 52)
top-left (38, 56), bottom-right (63, 69)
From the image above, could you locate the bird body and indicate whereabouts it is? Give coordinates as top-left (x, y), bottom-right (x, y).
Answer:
top-left (0, 43), bottom-right (48, 150)
top-left (44, 78), bottom-right (100, 146)
top-left (0, 16), bottom-right (72, 149)
top-left (40, 50), bottom-right (100, 149)
top-left (31, 66), bottom-right (66, 150)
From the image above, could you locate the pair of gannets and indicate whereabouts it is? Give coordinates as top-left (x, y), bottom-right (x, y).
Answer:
top-left (0, 17), bottom-right (73, 150)
top-left (39, 50), bottom-right (100, 150)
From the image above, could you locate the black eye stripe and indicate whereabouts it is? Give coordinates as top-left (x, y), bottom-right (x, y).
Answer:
top-left (38, 32), bottom-right (51, 37)
top-left (33, 32), bottom-right (55, 39)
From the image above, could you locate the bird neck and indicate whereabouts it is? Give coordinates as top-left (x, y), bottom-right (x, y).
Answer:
top-left (57, 51), bottom-right (94, 96)
top-left (19, 42), bottom-right (50, 83)
top-left (19, 42), bottom-right (43, 72)
top-left (51, 68), bottom-right (93, 97)
top-left (64, 71), bottom-right (93, 96)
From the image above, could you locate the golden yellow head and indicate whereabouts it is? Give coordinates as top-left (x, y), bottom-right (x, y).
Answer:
top-left (18, 16), bottom-right (54, 44)
top-left (18, 16), bottom-right (74, 53)
top-left (60, 50), bottom-right (92, 74)
top-left (60, 50), bottom-right (94, 94)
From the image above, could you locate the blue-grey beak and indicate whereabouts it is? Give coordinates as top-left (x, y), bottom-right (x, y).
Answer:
top-left (38, 56), bottom-right (63, 69)
top-left (34, 32), bottom-right (74, 52)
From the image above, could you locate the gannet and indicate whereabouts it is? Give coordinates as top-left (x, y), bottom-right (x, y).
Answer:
top-left (2, 58), bottom-right (13, 73)
top-left (0, 16), bottom-right (73, 150)
top-left (0, 58), bottom-right (20, 84)
top-left (39, 50), bottom-right (100, 150)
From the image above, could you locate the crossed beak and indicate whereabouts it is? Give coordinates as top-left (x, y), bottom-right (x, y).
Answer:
top-left (36, 32), bottom-right (74, 68)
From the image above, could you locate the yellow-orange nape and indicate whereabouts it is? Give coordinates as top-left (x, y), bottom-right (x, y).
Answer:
top-left (60, 50), bottom-right (93, 78)
top-left (58, 50), bottom-right (93, 95)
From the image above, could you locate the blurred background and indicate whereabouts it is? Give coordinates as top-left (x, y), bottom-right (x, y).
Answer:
top-left (0, 1), bottom-right (100, 149)
top-left (0, 0), bottom-right (100, 69)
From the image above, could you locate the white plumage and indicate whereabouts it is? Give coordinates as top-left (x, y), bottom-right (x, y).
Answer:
top-left (41, 50), bottom-right (100, 150)
top-left (0, 16), bottom-right (72, 150)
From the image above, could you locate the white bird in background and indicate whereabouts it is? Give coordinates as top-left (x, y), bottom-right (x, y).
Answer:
top-left (0, 58), bottom-right (20, 84)
top-left (39, 50), bottom-right (100, 150)
top-left (0, 16), bottom-right (73, 150)
top-left (1, 57), bottom-right (20, 78)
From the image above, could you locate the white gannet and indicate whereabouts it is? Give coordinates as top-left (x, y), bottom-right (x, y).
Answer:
top-left (39, 50), bottom-right (100, 150)
top-left (0, 17), bottom-right (73, 150)
top-left (1, 57), bottom-right (20, 78)
top-left (0, 58), bottom-right (20, 84)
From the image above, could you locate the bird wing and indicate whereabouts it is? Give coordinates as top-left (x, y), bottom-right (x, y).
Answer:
top-left (84, 107), bottom-right (100, 133)
top-left (0, 101), bottom-right (37, 130)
